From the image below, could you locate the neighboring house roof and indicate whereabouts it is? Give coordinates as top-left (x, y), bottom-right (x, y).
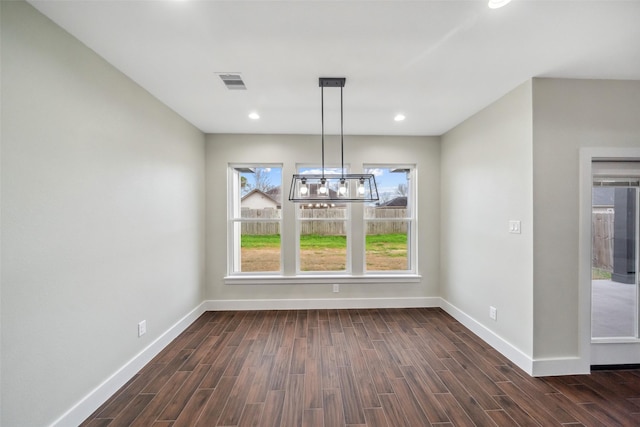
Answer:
top-left (378, 196), bottom-right (407, 207)
top-left (241, 189), bottom-right (281, 208)
top-left (265, 187), bottom-right (281, 198)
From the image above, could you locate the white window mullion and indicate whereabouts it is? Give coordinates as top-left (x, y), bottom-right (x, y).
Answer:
top-left (350, 203), bottom-right (364, 275)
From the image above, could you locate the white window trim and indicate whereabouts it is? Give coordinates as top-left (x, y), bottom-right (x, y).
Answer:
top-left (227, 164), bottom-right (283, 276)
top-left (295, 164), bottom-right (352, 274)
top-left (363, 164), bottom-right (417, 274)
top-left (226, 163), bottom-right (420, 283)
top-left (224, 274), bottom-right (422, 286)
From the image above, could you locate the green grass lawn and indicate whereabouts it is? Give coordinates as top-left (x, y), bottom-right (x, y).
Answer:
top-left (592, 267), bottom-right (612, 280)
top-left (241, 233), bottom-right (408, 271)
top-left (365, 233), bottom-right (407, 257)
top-left (241, 233), bottom-right (407, 250)
top-left (241, 234), bottom-right (282, 248)
top-left (299, 234), bottom-right (347, 249)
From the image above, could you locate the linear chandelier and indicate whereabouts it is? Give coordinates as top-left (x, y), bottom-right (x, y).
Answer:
top-left (288, 77), bottom-right (379, 203)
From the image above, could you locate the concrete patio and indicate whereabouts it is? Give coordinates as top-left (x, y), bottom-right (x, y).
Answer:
top-left (592, 279), bottom-right (638, 338)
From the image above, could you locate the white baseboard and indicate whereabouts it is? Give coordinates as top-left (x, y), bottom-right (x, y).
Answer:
top-left (52, 295), bottom-right (589, 426)
top-left (439, 299), bottom-right (535, 376)
top-left (440, 299), bottom-right (590, 377)
top-left (531, 357), bottom-right (589, 377)
top-left (590, 341), bottom-right (640, 367)
top-left (203, 296), bottom-right (441, 311)
top-left (50, 302), bottom-right (208, 427)
top-left (50, 297), bottom-right (436, 426)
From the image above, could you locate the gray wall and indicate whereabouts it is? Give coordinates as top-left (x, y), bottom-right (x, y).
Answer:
top-left (3, 0), bottom-right (640, 424)
top-left (441, 81), bottom-right (534, 357)
top-left (205, 134), bottom-right (440, 301)
top-left (441, 77), bottom-right (640, 368)
top-left (532, 78), bottom-right (640, 360)
top-left (1, 2), bottom-right (206, 425)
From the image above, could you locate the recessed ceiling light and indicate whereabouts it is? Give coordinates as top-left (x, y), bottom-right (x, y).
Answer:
top-left (394, 114), bottom-right (406, 122)
top-left (488, 0), bottom-right (512, 9)
top-left (248, 112), bottom-right (260, 120)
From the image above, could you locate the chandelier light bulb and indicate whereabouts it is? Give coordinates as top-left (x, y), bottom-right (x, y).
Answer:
top-left (318, 179), bottom-right (328, 195)
top-left (339, 179), bottom-right (347, 195)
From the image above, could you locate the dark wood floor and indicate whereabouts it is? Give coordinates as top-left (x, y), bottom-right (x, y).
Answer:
top-left (82, 308), bottom-right (640, 426)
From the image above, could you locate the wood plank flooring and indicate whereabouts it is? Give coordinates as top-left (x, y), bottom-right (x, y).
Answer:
top-left (81, 308), bottom-right (640, 426)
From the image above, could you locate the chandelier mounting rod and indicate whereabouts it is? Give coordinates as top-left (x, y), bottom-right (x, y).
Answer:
top-left (288, 77), bottom-right (378, 203)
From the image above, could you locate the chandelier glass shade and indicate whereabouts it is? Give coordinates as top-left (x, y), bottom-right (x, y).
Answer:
top-left (288, 173), bottom-right (379, 202)
top-left (288, 77), bottom-right (379, 203)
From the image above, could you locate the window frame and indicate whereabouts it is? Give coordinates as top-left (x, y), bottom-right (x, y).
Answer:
top-left (363, 164), bottom-right (417, 275)
top-left (295, 164), bottom-right (352, 275)
top-left (224, 162), bottom-right (421, 285)
top-left (227, 164), bottom-right (283, 276)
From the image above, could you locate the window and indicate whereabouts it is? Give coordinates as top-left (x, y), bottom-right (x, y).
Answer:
top-left (228, 165), bottom-right (282, 274)
top-left (296, 167), bottom-right (349, 272)
top-left (364, 166), bottom-right (416, 273)
top-left (226, 163), bottom-right (418, 283)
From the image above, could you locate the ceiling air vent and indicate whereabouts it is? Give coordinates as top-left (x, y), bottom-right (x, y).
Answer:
top-left (217, 73), bottom-right (247, 90)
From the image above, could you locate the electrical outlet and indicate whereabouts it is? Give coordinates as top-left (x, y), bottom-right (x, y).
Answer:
top-left (489, 306), bottom-right (497, 321)
top-left (333, 283), bottom-right (340, 293)
top-left (138, 320), bottom-right (147, 337)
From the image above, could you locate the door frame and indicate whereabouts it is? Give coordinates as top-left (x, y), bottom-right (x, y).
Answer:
top-left (579, 148), bottom-right (640, 367)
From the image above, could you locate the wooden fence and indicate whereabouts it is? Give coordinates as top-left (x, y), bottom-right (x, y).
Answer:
top-left (364, 208), bottom-right (408, 234)
top-left (592, 212), bottom-right (614, 271)
top-left (240, 208), bottom-right (280, 235)
top-left (240, 207), bottom-right (408, 235)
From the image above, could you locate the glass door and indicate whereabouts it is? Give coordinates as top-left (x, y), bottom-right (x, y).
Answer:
top-left (591, 161), bottom-right (640, 365)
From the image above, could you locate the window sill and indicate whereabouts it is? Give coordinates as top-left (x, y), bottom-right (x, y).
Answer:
top-left (224, 274), bottom-right (422, 286)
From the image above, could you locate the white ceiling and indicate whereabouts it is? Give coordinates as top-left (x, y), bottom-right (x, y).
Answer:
top-left (28, 0), bottom-right (640, 136)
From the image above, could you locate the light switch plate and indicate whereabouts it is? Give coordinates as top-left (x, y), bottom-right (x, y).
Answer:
top-left (509, 220), bottom-right (521, 234)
